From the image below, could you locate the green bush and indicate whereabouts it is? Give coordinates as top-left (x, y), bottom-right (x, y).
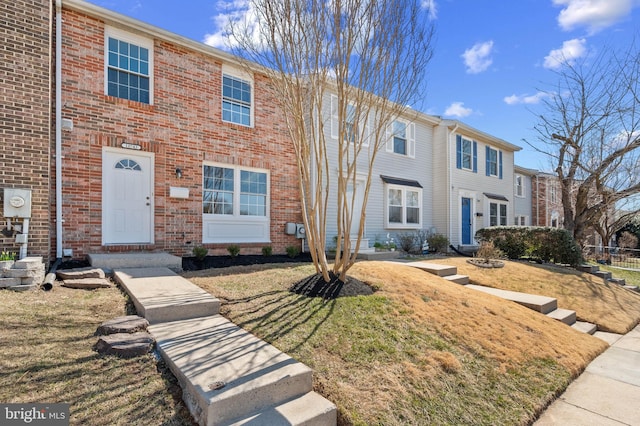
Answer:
top-left (192, 246), bottom-right (208, 261)
top-left (261, 246), bottom-right (273, 256)
top-left (286, 245), bottom-right (300, 258)
top-left (227, 244), bottom-right (240, 257)
top-left (475, 227), bottom-right (582, 266)
top-left (426, 233), bottom-right (449, 253)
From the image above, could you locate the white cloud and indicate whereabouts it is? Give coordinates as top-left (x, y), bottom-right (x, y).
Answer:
top-left (444, 102), bottom-right (473, 118)
top-left (461, 41), bottom-right (494, 74)
top-left (421, 0), bottom-right (438, 19)
top-left (203, 1), bottom-right (259, 50)
top-left (504, 92), bottom-right (552, 105)
top-left (543, 38), bottom-right (587, 70)
top-left (553, 0), bottom-right (634, 33)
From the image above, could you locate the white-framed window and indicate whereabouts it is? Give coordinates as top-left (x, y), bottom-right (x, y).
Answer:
top-left (105, 27), bottom-right (153, 104)
top-left (515, 215), bottom-right (527, 226)
top-left (330, 95), bottom-right (370, 147)
top-left (456, 135), bottom-right (477, 172)
top-left (385, 184), bottom-right (422, 228)
top-left (203, 165), bottom-right (268, 217)
top-left (550, 182), bottom-right (557, 203)
top-left (515, 175), bottom-right (524, 197)
top-left (222, 71), bottom-right (253, 126)
top-left (486, 146), bottom-right (503, 178)
top-left (489, 202), bottom-right (508, 226)
top-left (386, 120), bottom-right (416, 157)
top-left (345, 103), bottom-right (357, 144)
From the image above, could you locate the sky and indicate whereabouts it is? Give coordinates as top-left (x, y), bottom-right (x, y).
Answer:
top-left (88, 0), bottom-right (640, 172)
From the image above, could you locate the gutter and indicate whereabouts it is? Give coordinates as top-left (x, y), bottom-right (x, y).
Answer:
top-left (55, 0), bottom-right (63, 259)
top-left (448, 123), bottom-right (459, 245)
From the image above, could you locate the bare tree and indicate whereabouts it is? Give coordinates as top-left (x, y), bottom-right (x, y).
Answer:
top-left (529, 40), bottom-right (640, 246)
top-left (226, 0), bottom-right (435, 282)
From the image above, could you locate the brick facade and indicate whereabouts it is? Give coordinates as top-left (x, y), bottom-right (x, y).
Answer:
top-left (59, 9), bottom-right (302, 259)
top-left (531, 174), bottom-right (564, 227)
top-left (0, 0), bottom-right (52, 262)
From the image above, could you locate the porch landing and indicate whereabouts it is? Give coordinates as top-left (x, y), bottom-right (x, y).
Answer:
top-left (88, 252), bottom-right (182, 271)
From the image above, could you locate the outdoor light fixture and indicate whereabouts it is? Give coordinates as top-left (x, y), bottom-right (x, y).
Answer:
top-left (175, 168), bottom-right (183, 178)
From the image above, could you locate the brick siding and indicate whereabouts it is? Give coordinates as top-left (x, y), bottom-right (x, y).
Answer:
top-left (59, 9), bottom-right (302, 258)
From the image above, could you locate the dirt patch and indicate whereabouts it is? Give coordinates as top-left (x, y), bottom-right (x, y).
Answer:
top-left (290, 272), bottom-right (375, 299)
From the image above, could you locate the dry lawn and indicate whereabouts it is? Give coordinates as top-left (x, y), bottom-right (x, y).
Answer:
top-left (430, 258), bottom-right (640, 334)
top-left (185, 261), bottom-right (611, 425)
top-left (0, 286), bottom-right (194, 426)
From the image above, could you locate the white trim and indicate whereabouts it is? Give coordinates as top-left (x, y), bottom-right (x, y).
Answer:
top-left (387, 119), bottom-right (415, 158)
top-left (458, 190), bottom-right (477, 246)
top-left (515, 174), bottom-right (524, 198)
top-left (384, 183), bottom-right (422, 229)
top-left (221, 65), bottom-right (254, 127)
top-left (104, 26), bottom-right (154, 105)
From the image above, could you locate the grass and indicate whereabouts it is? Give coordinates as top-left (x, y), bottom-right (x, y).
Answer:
top-left (591, 262), bottom-right (640, 287)
top-left (2, 258), bottom-right (638, 425)
top-left (184, 260), bottom-right (622, 425)
top-left (0, 286), bottom-right (194, 426)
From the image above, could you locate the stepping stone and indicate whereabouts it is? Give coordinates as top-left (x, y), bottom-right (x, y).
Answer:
top-left (8, 284), bottom-right (38, 292)
top-left (97, 315), bottom-right (149, 335)
top-left (572, 321), bottom-right (597, 335)
top-left (57, 268), bottom-right (105, 280)
top-left (95, 331), bottom-right (155, 358)
top-left (62, 278), bottom-right (112, 289)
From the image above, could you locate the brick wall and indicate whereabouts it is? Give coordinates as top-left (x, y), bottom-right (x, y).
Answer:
top-left (60, 9), bottom-right (302, 258)
top-left (0, 0), bottom-right (52, 262)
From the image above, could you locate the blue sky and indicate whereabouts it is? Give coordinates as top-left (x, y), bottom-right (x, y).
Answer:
top-left (89, 0), bottom-right (640, 171)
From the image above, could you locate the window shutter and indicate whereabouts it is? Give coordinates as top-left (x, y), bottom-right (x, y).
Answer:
top-left (456, 135), bottom-right (462, 169)
top-left (408, 123), bottom-right (416, 158)
top-left (362, 113), bottom-right (370, 147)
top-left (473, 141), bottom-right (478, 173)
top-left (330, 95), bottom-right (338, 139)
top-left (386, 122), bottom-right (393, 152)
top-left (485, 146), bottom-right (491, 176)
top-left (499, 150), bottom-right (503, 179)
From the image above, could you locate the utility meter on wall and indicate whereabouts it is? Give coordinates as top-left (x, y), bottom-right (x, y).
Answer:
top-left (3, 188), bottom-right (32, 218)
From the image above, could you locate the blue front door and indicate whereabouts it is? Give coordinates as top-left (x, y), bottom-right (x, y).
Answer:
top-left (461, 197), bottom-right (472, 245)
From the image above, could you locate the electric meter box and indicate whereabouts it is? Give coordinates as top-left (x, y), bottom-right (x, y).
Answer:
top-left (3, 188), bottom-right (32, 218)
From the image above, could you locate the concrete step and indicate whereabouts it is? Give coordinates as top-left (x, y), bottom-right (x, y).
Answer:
top-left (88, 252), bottom-right (182, 271)
top-left (357, 250), bottom-right (399, 260)
top-left (149, 315), bottom-right (336, 426)
top-left (592, 270), bottom-right (613, 280)
top-left (623, 285), bottom-right (640, 293)
top-left (113, 267), bottom-right (220, 324)
top-left (608, 277), bottom-right (626, 286)
top-left (443, 274), bottom-right (470, 285)
top-left (465, 284), bottom-right (558, 314)
top-left (545, 308), bottom-right (577, 325)
top-left (571, 321), bottom-right (597, 335)
top-left (408, 262), bottom-right (457, 277)
top-left (228, 391), bottom-right (337, 425)
top-left (577, 264), bottom-right (598, 273)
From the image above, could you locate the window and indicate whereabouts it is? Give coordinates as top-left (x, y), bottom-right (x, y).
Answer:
top-left (515, 175), bottom-right (524, 197)
top-left (456, 135), bottom-right (477, 172)
top-left (203, 165), bottom-right (267, 216)
top-left (222, 74), bottom-right (252, 126)
top-left (106, 30), bottom-right (151, 104)
top-left (515, 215), bottom-right (527, 226)
top-left (385, 184), bottom-right (422, 228)
top-left (486, 146), bottom-right (503, 178)
top-left (550, 182), bottom-right (557, 203)
top-left (115, 159), bottom-right (141, 171)
top-left (386, 120), bottom-right (415, 157)
top-left (489, 202), bottom-right (507, 226)
top-left (345, 104), bottom-right (357, 143)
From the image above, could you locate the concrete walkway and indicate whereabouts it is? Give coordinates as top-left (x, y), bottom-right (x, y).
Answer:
top-left (535, 324), bottom-right (640, 425)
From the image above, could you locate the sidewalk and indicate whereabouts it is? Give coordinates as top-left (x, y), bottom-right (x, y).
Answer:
top-left (534, 324), bottom-right (640, 425)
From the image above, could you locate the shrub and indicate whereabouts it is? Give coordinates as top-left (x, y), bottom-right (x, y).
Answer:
top-left (0, 251), bottom-right (16, 261)
top-left (396, 233), bottom-right (417, 253)
top-left (427, 233), bottom-right (449, 253)
top-left (192, 246), bottom-right (207, 261)
top-left (475, 241), bottom-right (504, 261)
top-left (261, 246), bottom-right (273, 256)
top-left (286, 245), bottom-right (300, 258)
top-left (618, 231), bottom-right (638, 250)
top-left (227, 244), bottom-right (240, 257)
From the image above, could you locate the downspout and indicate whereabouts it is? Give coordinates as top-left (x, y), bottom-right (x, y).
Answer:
top-left (54, 0), bottom-right (63, 260)
top-left (448, 123), bottom-right (459, 245)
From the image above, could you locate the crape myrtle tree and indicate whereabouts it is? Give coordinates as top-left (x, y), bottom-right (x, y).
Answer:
top-left (226, 0), bottom-right (435, 282)
top-left (530, 40), bottom-right (640, 246)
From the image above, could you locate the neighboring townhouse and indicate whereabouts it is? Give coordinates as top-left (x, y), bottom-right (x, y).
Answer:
top-left (56, 0), bottom-right (302, 259)
top-left (432, 120), bottom-right (522, 248)
top-left (514, 165), bottom-right (537, 226)
top-left (531, 172), bottom-right (564, 228)
top-left (0, 0), bottom-right (53, 262)
top-left (319, 93), bottom-right (439, 251)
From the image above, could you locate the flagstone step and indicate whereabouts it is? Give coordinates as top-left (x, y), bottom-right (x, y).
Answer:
top-left (465, 284), bottom-right (558, 314)
top-left (149, 315), bottom-right (336, 426)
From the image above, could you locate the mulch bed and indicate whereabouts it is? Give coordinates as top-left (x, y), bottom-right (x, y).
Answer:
top-left (183, 253), bottom-right (314, 270)
top-left (290, 272), bottom-right (374, 299)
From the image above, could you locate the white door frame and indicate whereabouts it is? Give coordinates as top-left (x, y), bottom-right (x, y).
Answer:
top-left (102, 147), bottom-right (154, 245)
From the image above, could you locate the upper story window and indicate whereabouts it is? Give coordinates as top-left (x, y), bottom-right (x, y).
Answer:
top-left (105, 28), bottom-right (152, 104)
top-left (486, 146), bottom-right (503, 179)
top-left (222, 74), bottom-right (252, 126)
top-left (515, 175), bottom-right (524, 197)
top-left (386, 120), bottom-right (416, 157)
top-left (550, 182), bottom-right (557, 203)
top-left (456, 135), bottom-right (477, 172)
top-left (345, 104), bottom-right (357, 144)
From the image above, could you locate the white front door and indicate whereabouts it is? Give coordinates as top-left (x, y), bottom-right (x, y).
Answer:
top-left (102, 148), bottom-right (153, 244)
top-left (347, 180), bottom-right (365, 238)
